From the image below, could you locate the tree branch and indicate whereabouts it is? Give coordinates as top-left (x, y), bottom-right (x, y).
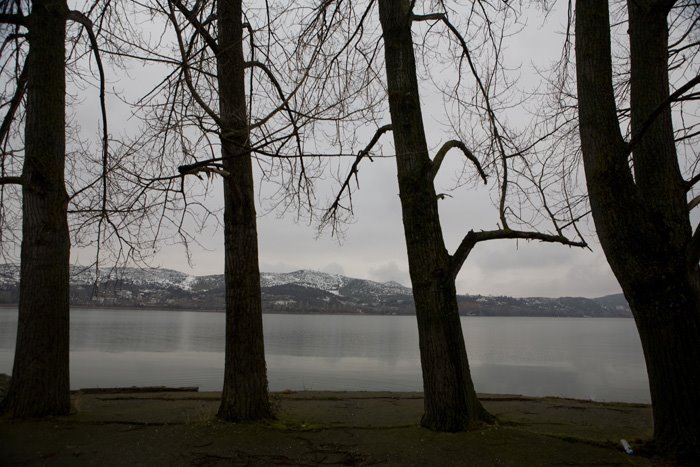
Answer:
top-left (450, 228), bottom-right (587, 280)
top-left (629, 74), bottom-right (700, 156)
top-left (244, 59), bottom-right (307, 205)
top-left (178, 163), bottom-right (229, 179)
top-left (171, 0), bottom-right (219, 54)
top-left (67, 10), bottom-right (111, 228)
top-left (412, 10), bottom-right (511, 229)
top-left (321, 124), bottom-right (392, 234)
top-left (689, 222), bottom-right (700, 268)
top-left (411, 13), bottom-right (443, 22)
top-left (0, 176), bottom-right (22, 185)
top-left (0, 13), bottom-right (27, 26)
top-left (688, 194), bottom-right (700, 211)
top-left (245, 60), bottom-right (293, 126)
top-left (686, 172), bottom-right (700, 191)
top-left (431, 140), bottom-right (487, 183)
top-left (165, 2), bottom-right (223, 128)
top-left (0, 63), bottom-right (27, 147)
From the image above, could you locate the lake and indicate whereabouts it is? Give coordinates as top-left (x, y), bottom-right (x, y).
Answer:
top-left (0, 308), bottom-right (650, 403)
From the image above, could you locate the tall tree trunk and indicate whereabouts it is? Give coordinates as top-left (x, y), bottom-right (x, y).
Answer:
top-left (575, 0), bottom-right (700, 459)
top-left (627, 282), bottom-right (700, 458)
top-left (1, 0), bottom-right (71, 417)
top-left (627, 3), bottom-right (700, 456)
top-left (378, 0), bottom-right (491, 431)
top-left (216, 0), bottom-right (272, 421)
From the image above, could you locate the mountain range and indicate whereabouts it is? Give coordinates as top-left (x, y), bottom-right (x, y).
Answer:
top-left (0, 264), bottom-right (631, 317)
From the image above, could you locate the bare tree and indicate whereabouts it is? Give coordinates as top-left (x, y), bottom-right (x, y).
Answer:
top-left (0, 0), bottom-right (153, 416)
top-left (575, 0), bottom-right (700, 459)
top-left (315, 0), bottom-right (587, 431)
top-left (0, 0), bottom-right (72, 417)
top-left (144, 0), bottom-right (275, 420)
top-left (124, 0), bottom-right (382, 420)
top-left (379, 0), bottom-right (586, 432)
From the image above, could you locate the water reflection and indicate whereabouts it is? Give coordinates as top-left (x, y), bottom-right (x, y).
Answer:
top-left (0, 308), bottom-right (649, 402)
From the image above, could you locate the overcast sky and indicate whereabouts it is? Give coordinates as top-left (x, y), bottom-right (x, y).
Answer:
top-left (148, 158), bottom-right (622, 299)
top-left (65, 2), bottom-right (624, 299)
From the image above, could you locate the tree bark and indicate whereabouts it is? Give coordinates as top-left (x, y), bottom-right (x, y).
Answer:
top-left (575, 0), bottom-right (700, 459)
top-left (1, 0), bottom-right (71, 417)
top-left (378, 0), bottom-right (491, 431)
top-left (215, 0), bottom-right (272, 421)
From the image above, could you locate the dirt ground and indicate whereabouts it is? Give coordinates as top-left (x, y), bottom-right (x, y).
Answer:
top-left (0, 383), bottom-right (669, 466)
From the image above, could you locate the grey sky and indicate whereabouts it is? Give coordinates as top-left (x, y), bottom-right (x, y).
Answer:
top-left (66, 2), bottom-right (623, 298)
top-left (148, 154), bottom-right (621, 298)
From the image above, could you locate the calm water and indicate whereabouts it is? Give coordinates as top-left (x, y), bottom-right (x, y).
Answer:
top-left (0, 308), bottom-right (649, 403)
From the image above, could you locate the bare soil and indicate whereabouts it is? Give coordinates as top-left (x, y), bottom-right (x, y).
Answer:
top-left (0, 385), bottom-right (669, 466)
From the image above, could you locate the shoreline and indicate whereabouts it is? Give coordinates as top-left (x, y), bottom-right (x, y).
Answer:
top-left (0, 304), bottom-right (634, 318)
top-left (1, 388), bottom-right (657, 465)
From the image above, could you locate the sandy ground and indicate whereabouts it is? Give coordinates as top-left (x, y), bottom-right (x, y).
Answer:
top-left (0, 385), bottom-right (667, 466)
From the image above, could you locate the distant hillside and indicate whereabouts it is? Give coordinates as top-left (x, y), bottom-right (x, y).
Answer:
top-left (457, 294), bottom-right (631, 317)
top-left (0, 264), bottom-right (631, 317)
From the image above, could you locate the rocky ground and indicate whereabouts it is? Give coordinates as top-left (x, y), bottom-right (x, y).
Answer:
top-left (0, 377), bottom-right (666, 466)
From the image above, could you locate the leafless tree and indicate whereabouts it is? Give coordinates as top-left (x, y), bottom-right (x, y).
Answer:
top-left (119, 0), bottom-right (385, 420)
top-left (573, 0), bottom-right (700, 459)
top-left (0, 0), bottom-right (113, 417)
top-left (313, 0), bottom-right (587, 431)
top-left (0, 0), bottom-right (175, 416)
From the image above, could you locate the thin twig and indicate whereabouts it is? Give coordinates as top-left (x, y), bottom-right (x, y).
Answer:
top-left (321, 124), bottom-right (392, 234)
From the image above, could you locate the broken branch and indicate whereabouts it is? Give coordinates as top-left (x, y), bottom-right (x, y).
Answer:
top-left (431, 140), bottom-right (487, 183)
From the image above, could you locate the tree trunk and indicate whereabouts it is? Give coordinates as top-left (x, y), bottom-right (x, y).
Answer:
top-left (378, 0), bottom-right (491, 431)
top-left (215, 0), bottom-right (272, 421)
top-left (575, 0), bottom-right (700, 459)
top-left (1, 0), bottom-right (71, 417)
top-left (628, 282), bottom-right (700, 458)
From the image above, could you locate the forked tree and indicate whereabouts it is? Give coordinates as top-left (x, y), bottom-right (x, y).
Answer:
top-left (378, 0), bottom-right (587, 432)
top-left (574, 0), bottom-right (700, 459)
top-left (318, 0), bottom-right (587, 431)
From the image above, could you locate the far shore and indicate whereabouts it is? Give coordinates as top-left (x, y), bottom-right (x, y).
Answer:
top-left (0, 304), bottom-right (634, 318)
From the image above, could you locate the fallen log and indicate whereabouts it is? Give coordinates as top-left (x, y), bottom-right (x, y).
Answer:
top-left (77, 386), bottom-right (199, 394)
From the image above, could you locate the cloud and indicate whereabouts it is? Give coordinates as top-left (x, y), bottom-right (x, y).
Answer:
top-left (258, 261), bottom-right (302, 274)
top-left (321, 262), bottom-right (345, 275)
top-left (368, 261), bottom-right (410, 286)
top-left (468, 241), bottom-right (578, 272)
top-left (456, 247), bottom-right (621, 298)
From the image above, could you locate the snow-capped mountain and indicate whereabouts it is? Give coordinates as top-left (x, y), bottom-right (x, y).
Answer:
top-left (0, 263), bottom-right (631, 317)
top-left (0, 264), bottom-right (414, 314)
top-left (65, 265), bottom-right (196, 289)
top-left (261, 270), bottom-right (411, 298)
